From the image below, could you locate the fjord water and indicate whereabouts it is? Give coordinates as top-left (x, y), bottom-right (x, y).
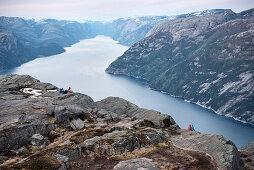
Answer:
top-left (7, 36), bottom-right (254, 148)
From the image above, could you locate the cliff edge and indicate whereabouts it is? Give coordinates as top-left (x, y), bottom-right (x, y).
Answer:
top-left (0, 74), bottom-right (247, 169)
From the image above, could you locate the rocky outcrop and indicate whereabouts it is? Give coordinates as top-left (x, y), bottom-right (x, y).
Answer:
top-left (96, 97), bottom-right (176, 127)
top-left (70, 119), bottom-right (85, 130)
top-left (82, 131), bottom-right (141, 155)
top-left (31, 134), bottom-right (49, 148)
top-left (0, 74), bottom-right (246, 170)
top-left (241, 142), bottom-right (254, 153)
top-left (240, 142), bottom-right (254, 168)
top-left (106, 8), bottom-right (254, 125)
top-left (171, 129), bottom-right (244, 170)
top-left (55, 146), bottom-right (81, 161)
top-left (0, 74), bottom-right (92, 153)
top-left (114, 158), bottom-right (161, 170)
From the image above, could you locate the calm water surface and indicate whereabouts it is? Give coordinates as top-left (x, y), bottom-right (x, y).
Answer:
top-left (5, 36), bottom-right (254, 148)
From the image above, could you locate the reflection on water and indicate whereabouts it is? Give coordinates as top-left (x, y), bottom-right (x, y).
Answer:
top-left (5, 36), bottom-right (254, 148)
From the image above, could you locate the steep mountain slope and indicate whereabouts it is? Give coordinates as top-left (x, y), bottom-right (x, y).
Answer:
top-left (0, 17), bottom-right (92, 72)
top-left (1, 11), bottom-right (234, 73)
top-left (106, 9), bottom-right (254, 125)
top-left (0, 16), bottom-right (170, 73)
top-left (84, 16), bottom-right (171, 46)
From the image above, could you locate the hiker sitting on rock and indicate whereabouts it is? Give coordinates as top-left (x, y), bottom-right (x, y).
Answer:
top-left (191, 125), bottom-right (195, 131)
top-left (63, 89), bottom-right (68, 94)
top-left (68, 87), bottom-right (71, 92)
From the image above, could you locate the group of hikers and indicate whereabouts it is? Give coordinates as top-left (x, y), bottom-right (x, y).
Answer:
top-left (59, 87), bottom-right (72, 94)
top-left (188, 124), bottom-right (195, 131)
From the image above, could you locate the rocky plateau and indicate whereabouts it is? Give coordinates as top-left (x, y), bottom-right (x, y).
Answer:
top-left (0, 74), bottom-right (252, 169)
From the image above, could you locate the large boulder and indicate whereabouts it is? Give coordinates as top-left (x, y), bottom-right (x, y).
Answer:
top-left (171, 129), bottom-right (244, 170)
top-left (70, 119), bottom-right (85, 130)
top-left (54, 154), bottom-right (70, 170)
top-left (0, 74), bottom-right (39, 92)
top-left (53, 93), bottom-right (95, 110)
top-left (96, 97), bottom-right (176, 127)
top-left (135, 127), bottom-right (166, 147)
top-left (31, 133), bottom-right (50, 148)
top-left (82, 131), bottom-right (140, 155)
top-left (114, 158), bottom-right (161, 170)
top-left (82, 128), bottom-right (167, 155)
top-left (0, 123), bottom-right (54, 153)
top-left (240, 142), bottom-right (254, 168)
top-left (95, 109), bottom-right (119, 121)
top-left (55, 146), bottom-right (81, 161)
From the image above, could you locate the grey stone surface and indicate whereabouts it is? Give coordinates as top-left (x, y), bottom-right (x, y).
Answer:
top-left (0, 123), bottom-right (54, 153)
top-left (55, 146), bottom-right (81, 161)
top-left (82, 131), bottom-right (140, 155)
top-left (240, 142), bottom-right (254, 168)
top-left (97, 109), bottom-right (119, 121)
top-left (241, 142), bottom-right (254, 153)
top-left (137, 127), bottom-right (166, 147)
top-left (54, 154), bottom-right (70, 170)
top-left (31, 134), bottom-right (44, 146)
top-left (96, 97), bottom-right (176, 127)
top-left (17, 146), bottom-right (28, 153)
top-left (70, 119), bottom-right (85, 130)
top-left (114, 157), bottom-right (161, 170)
top-left (171, 129), bottom-right (244, 170)
top-left (0, 156), bottom-right (8, 161)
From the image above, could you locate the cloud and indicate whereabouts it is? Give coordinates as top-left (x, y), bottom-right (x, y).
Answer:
top-left (0, 0), bottom-right (253, 21)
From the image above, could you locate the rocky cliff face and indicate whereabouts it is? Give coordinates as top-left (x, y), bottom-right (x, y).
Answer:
top-left (0, 10), bottom-right (237, 73)
top-left (106, 8), bottom-right (254, 125)
top-left (0, 17), bottom-right (94, 72)
top-left (0, 16), bottom-right (170, 73)
top-left (0, 74), bottom-right (246, 169)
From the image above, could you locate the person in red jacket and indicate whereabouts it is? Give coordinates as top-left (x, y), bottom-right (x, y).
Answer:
top-left (188, 124), bottom-right (191, 130)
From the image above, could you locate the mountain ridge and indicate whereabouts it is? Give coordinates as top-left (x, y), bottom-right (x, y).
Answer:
top-left (0, 9), bottom-right (235, 73)
top-left (106, 8), bottom-right (254, 125)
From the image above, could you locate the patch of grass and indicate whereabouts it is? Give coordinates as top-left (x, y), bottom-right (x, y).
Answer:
top-left (140, 120), bottom-right (155, 128)
top-left (88, 119), bottom-right (94, 123)
top-left (70, 130), bottom-right (94, 144)
top-left (12, 156), bottom-right (61, 170)
top-left (154, 143), bottom-right (170, 150)
top-left (77, 114), bottom-right (86, 121)
top-left (163, 118), bottom-right (172, 127)
top-left (77, 113), bottom-right (94, 123)
top-left (94, 129), bottom-right (105, 136)
top-left (94, 129), bottom-right (111, 136)
top-left (47, 131), bottom-right (59, 143)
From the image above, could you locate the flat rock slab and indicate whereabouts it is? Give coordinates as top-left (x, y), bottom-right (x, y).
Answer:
top-left (171, 129), bottom-right (243, 170)
top-left (70, 119), bottom-right (85, 130)
top-left (114, 158), bottom-right (161, 170)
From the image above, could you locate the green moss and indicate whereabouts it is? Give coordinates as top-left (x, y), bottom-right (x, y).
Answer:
top-left (140, 119), bottom-right (155, 128)
top-left (12, 156), bottom-right (60, 170)
top-left (163, 118), bottom-right (172, 127)
top-left (77, 114), bottom-right (86, 121)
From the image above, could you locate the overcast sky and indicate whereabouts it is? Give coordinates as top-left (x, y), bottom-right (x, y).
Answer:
top-left (0, 0), bottom-right (253, 21)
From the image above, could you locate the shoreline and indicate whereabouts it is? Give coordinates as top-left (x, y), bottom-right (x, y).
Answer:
top-left (106, 71), bottom-right (254, 127)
